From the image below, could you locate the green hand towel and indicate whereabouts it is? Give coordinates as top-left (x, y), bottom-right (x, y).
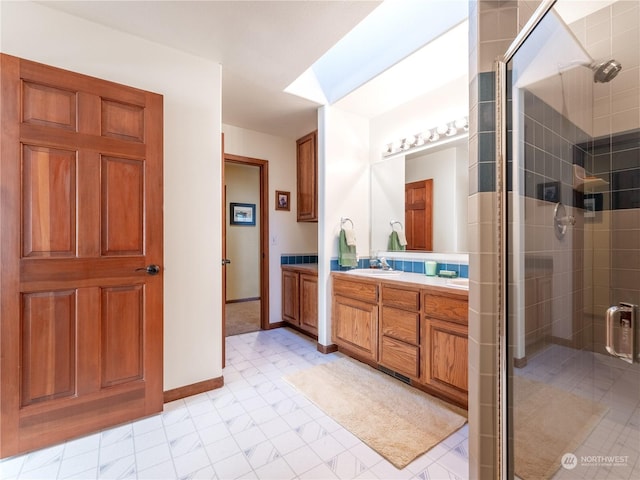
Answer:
top-left (388, 231), bottom-right (406, 251)
top-left (338, 229), bottom-right (358, 268)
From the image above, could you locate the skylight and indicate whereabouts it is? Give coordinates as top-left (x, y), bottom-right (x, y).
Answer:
top-left (285, 0), bottom-right (468, 106)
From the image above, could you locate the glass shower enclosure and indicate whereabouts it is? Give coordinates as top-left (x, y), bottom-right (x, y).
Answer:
top-left (502, 1), bottom-right (640, 478)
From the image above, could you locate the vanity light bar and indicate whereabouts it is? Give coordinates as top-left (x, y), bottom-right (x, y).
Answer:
top-left (383, 116), bottom-right (469, 157)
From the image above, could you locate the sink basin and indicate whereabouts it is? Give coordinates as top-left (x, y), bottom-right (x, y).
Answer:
top-left (352, 269), bottom-right (402, 276)
top-left (447, 278), bottom-right (469, 289)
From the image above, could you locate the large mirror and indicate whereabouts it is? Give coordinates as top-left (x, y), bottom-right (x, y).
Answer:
top-left (371, 137), bottom-right (468, 253)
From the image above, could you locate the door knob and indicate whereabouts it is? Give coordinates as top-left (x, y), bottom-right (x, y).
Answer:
top-left (222, 259), bottom-right (231, 266)
top-left (136, 264), bottom-right (161, 275)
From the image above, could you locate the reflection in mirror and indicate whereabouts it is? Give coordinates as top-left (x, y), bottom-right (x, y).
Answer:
top-left (371, 137), bottom-right (468, 253)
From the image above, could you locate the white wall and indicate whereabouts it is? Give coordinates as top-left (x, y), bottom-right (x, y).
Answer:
top-left (1, 1), bottom-right (223, 391)
top-left (225, 163), bottom-right (260, 301)
top-left (318, 106), bottom-right (370, 345)
top-left (222, 124), bottom-right (318, 323)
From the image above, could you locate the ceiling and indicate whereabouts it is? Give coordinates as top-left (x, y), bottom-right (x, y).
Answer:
top-left (42, 0), bottom-right (382, 140)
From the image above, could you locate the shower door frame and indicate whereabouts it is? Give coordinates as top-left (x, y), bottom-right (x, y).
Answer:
top-left (496, 1), bottom-right (559, 478)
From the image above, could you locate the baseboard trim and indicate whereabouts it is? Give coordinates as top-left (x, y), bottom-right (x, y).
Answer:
top-left (265, 321), bottom-right (285, 330)
top-left (226, 297), bottom-right (260, 304)
top-left (317, 343), bottom-right (338, 354)
top-left (163, 376), bottom-right (224, 403)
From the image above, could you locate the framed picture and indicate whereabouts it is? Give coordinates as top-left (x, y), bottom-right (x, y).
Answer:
top-left (536, 181), bottom-right (560, 203)
top-left (275, 190), bottom-right (290, 211)
top-left (230, 203), bottom-right (256, 226)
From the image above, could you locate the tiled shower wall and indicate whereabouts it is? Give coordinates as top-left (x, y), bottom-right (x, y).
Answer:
top-left (468, 1), bottom-right (531, 478)
top-left (571, 1), bottom-right (640, 355)
top-left (472, 2), bottom-right (640, 479)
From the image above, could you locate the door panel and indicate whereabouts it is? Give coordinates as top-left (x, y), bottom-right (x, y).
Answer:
top-left (22, 145), bottom-right (77, 257)
top-left (0, 54), bottom-right (163, 458)
top-left (101, 156), bottom-right (144, 255)
top-left (21, 291), bottom-right (77, 406)
top-left (101, 286), bottom-right (144, 387)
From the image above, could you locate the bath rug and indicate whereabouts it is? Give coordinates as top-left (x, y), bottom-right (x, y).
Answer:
top-left (514, 375), bottom-right (608, 479)
top-left (284, 357), bottom-right (467, 469)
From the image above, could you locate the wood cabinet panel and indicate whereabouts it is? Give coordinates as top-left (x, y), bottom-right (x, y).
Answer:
top-left (424, 318), bottom-right (468, 407)
top-left (381, 285), bottom-right (420, 311)
top-left (281, 269), bottom-right (299, 325)
top-left (332, 295), bottom-right (378, 361)
top-left (380, 306), bottom-right (419, 345)
top-left (424, 292), bottom-right (468, 325)
top-left (379, 336), bottom-right (419, 378)
top-left (296, 131), bottom-right (317, 222)
top-left (300, 273), bottom-right (318, 335)
top-left (333, 278), bottom-right (378, 304)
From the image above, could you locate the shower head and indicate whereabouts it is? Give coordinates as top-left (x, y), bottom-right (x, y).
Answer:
top-left (558, 58), bottom-right (622, 83)
top-left (592, 59), bottom-right (622, 83)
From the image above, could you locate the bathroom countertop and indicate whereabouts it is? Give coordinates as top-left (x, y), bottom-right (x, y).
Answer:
top-left (332, 269), bottom-right (468, 295)
top-left (281, 263), bottom-right (318, 274)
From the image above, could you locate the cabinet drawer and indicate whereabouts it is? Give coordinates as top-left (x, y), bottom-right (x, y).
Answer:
top-left (333, 278), bottom-right (378, 304)
top-left (382, 286), bottom-right (420, 311)
top-left (379, 337), bottom-right (419, 378)
top-left (423, 292), bottom-right (468, 325)
top-left (380, 307), bottom-right (419, 345)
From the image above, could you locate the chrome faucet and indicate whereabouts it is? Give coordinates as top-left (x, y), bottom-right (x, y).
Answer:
top-left (379, 257), bottom-right (391, 270)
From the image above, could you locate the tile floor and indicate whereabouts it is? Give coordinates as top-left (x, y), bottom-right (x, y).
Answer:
top-left (0, 328), bottom-right (469, 480)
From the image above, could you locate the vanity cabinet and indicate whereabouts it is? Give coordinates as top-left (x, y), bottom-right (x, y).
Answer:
top-left (332, 277), bottom-right (378, 362)
top-left (423, 292), bottom-right (468, 407)
top-left (299, 273), bottom-right (318, 335)
top-left (331, 272), bottom-right (468, 408)
top-left (281, 265), bottom-right (318, 337)
top-left (379, 285), bottom-right (421, 379)
top-left (296, 131), bottom-right (317, 222)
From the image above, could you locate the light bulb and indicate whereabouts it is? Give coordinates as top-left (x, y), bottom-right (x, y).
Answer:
top-left (455, 117), bottom-right (468, 130)
top-left (430, 131), bottom-right (440, 142)
top-left (436, 124), bottom-right (448, 135)
top-left (446, 124), bottom-right (457, 136)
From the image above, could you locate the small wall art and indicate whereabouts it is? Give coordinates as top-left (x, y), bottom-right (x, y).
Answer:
top-left (276, 190), bottom-right (290, 211)
top-left (230, 202), bottom-right (256, 226)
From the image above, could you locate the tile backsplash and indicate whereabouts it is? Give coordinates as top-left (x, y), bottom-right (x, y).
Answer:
top-left (280, 254), bottom-right (318, 265)
top-left (330, 252), bottom-right (469, 278)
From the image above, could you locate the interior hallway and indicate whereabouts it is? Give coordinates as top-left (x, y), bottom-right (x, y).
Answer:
top-left (0, 328), bottom-right (469, 479)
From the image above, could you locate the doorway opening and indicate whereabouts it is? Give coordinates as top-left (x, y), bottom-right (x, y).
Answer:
top-left (223, 154), bottom-right (269, 340)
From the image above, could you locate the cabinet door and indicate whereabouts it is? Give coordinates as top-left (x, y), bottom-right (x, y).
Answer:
top-left (282, 270), bottom-right (299, 325)
top-left (332, 295), bottom-right (378, 361)
top-left (300, 273), bottom-right (318, 335)
top-left (296, 131), bottom-right (317, 222)
top-left (424, 317), bottom-right (468, 407)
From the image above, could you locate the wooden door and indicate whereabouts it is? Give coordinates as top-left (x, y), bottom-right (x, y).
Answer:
top-left (405, 179), bottom-right (433, 251)
top-left (0, 55), bottom-right (163, 458)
